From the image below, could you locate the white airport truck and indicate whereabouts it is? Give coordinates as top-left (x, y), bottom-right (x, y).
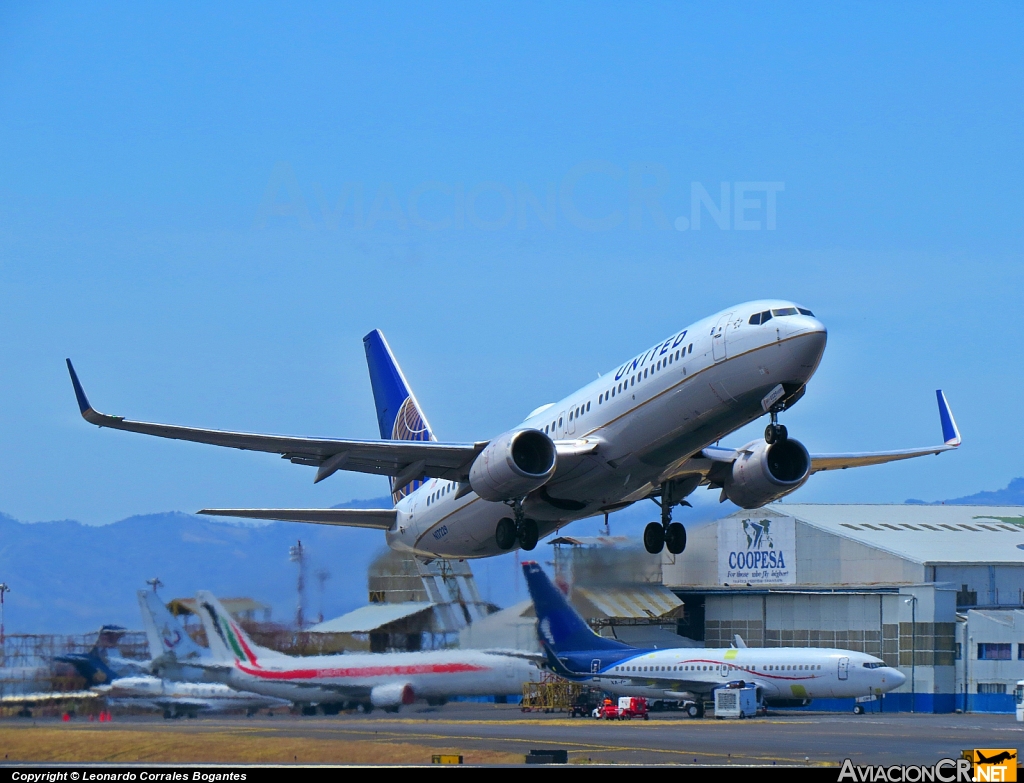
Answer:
top-left (714, 684), bottom-right (758, 719)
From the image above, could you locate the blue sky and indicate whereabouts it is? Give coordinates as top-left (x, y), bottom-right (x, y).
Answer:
top-left (1, 3), bottom-right (1022, 525)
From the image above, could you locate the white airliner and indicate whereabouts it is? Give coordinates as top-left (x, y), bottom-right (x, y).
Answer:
top-left (53, 614), bottom-right (288, 719)
top-left (66, 299), bottom-right (960, 558)
top-left (192, 591), bottom-right (540, 712)
top-left (522, 562), bottom-right (905, 716)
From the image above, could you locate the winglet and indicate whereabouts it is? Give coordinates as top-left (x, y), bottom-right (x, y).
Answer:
top-left (936, 390), bottom-right (961, 447)
top-left (66, 359), bottom-right (93, 415)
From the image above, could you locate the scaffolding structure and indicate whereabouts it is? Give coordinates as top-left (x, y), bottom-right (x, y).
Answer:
top-left (0, 630), bottom-right (148, 700)
top-left (520, 673), bottom-right (594, 713)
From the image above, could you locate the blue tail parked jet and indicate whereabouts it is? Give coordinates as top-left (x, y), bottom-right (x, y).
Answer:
top-left (521, 561), bottom-right (905, 715)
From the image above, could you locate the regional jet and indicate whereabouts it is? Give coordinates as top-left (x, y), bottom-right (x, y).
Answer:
top-left (66, 300), bottom-right (960, 558)
top-left (193, 591), bottom-right (541, 712)
top-left (522, 561), bottom-right (905, 716)
top-left (55, 620), bottom-right (288, 719)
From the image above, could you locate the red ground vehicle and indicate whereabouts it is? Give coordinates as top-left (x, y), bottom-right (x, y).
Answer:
top-left (617, 697), bottom-right (649, 720)
top-left (595, 698), bottom-right (619, 720)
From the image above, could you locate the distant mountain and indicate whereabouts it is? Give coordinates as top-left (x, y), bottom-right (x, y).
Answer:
top-left (0, 502), bottom-right (392, 635)
top-left (906, 477), bottom-right (1024, 506)
top-left (0, 491), bottom-right (736, 635)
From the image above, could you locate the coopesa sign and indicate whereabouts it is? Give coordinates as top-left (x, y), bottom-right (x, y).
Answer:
top-left (728, 549), bottom-right (787, 570)
top-left (718, 516), bottom-right (795, 586)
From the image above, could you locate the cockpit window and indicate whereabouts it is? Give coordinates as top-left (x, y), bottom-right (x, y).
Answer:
top-left (772, 307), bottom-right (798, 316)
top-left (760, 310), bottom-right (772, 323)
top-left (797, 308), bottom-right (815, 316)
top-left (862, 662), bottom-right (884, 669)
top-left (748, 313), bottom-right (761, 325)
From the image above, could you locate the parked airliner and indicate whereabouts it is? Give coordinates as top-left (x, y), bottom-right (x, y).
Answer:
top-left (54, 620), bottom-right (287, 719)
top-left (522, 562), bottom-right (905, 716)
top-left (66, 299), bottom-right (960, 558)
top-left (192, 591), bottom-right (540, 712)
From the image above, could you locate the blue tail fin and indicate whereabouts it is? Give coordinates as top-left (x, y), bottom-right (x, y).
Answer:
top-left (363, 329), bottom-right (436, 504)
top-left (521, 562), bottom-right (629, 654)
top-left (55, 648), bottom-right (121, 686)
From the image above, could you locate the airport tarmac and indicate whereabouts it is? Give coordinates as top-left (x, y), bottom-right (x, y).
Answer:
top-left (3, 704), bottom-right (1023, 765)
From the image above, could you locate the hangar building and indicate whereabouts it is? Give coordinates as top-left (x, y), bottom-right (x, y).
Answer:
top-left (663, 503), bottom-right (1024, 712)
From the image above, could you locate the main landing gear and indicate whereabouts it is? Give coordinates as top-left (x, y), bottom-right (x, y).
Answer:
top-left (495, 498), bottom-right (539, 551)
top-left (644, 486), bottom-right (688, 556)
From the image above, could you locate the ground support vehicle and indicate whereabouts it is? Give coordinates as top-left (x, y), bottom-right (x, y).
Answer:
top-left (616, 697), bottom-right (649, 720)
top-left (568, 689), bottom-right (602, 718)
top-left (714, 684), bottom-right (758, 719)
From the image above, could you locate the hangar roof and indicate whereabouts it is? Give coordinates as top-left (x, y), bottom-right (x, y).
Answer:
top-left (765, 504), bottom-right (1024, 565)
top-left (309, 602), bottom-right (434, 634)
top-left (573, 585), bottom-right (684, 620)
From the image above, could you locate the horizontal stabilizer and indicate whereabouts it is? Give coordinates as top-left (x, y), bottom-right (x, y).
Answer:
top-left (197, 508), bottom-right (397, 530)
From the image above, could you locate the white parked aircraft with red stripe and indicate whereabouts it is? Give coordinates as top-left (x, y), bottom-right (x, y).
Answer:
top-left (193, 591), bottom-right (541, 712)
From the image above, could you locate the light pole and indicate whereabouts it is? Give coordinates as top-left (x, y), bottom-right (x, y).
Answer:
top-left (289, 541), bottom-right (306, 629)
top-left (905, 595), bottom-right (918, 713)
top-left (0, 583), bottom-right (10, 645)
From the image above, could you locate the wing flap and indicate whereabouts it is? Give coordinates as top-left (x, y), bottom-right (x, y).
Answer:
top-left (197, 508), bottom-right (398, 530)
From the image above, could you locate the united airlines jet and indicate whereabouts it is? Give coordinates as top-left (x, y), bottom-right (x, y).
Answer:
top-left (522, 561), bottom-right (905, 715)
top-left (66, 300), bottom-right (960, 558)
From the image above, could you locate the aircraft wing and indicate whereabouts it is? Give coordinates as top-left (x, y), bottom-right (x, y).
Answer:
top-left (478, 649), bottom-right (547, 665)
top-left (666, 390), bottom-right (961, 483)
top-left (0, 690), bottom-right (100, 706)
top-left (67, 360), bottom-right (484, 483)
top-left (809, 390), bottom-right (960, 473)
top-left (197, 507), bottom-right (397, 529)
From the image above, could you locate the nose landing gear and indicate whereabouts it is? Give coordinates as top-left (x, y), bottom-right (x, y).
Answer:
top-left (644, 483), bottom-right (690, 555)
top-left (764, 409), bottom-right (788, 445)
top-left (495, 498), bottom-right (539, 551)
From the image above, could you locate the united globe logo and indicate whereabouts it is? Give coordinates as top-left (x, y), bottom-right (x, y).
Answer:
top-left (390, 396), bottom-right (433, 503)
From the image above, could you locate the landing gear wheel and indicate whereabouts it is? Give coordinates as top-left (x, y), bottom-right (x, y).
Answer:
top-left (765, 423), bottom-right (788, 444)
top-left (853, 704), bottom-right (864, 715)
top-left (686, 703), bottom-right (699, 718)
top-left (495, 517), bottom-right (517, 550)
top-left (665, 522), bottom-right (687, 554)
top-left (644, 522), bottom-right (665, 554)
top-left (518, 518), bottom-right (539, 551)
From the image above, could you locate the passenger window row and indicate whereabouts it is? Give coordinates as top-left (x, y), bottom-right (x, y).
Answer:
top-left (597, 344), bottom-right (694, 405)
top-left (612, 662), bottom-right (823, 672)
top-left (426, 481), bottom-right (455, 506)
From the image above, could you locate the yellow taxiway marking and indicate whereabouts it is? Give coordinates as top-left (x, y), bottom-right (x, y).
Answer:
top-left (322, 726), bottom-right (834, 766)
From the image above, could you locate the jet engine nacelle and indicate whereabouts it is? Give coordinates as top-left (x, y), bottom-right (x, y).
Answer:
top-left (370, 682), bottom-right (415, 709)
top-left (721, 437), bottom-right (811, 509)
top-left (469, 428), bottom-right (557, 502)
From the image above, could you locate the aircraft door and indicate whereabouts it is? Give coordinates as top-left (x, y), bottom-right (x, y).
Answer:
top-left (567, 405), bottom-right (577, 435)
top-left (712, 313), bottom-right (733, 362)
top-left (838, 657), bottom-right (849, 680)
top-left (591, 659), bottom-right (601, 674)
top-left (721, 662), bottom-right (730, 678)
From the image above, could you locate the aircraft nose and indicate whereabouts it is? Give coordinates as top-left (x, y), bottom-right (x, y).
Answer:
top-left (886, 669), bottom-right (907, 689)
